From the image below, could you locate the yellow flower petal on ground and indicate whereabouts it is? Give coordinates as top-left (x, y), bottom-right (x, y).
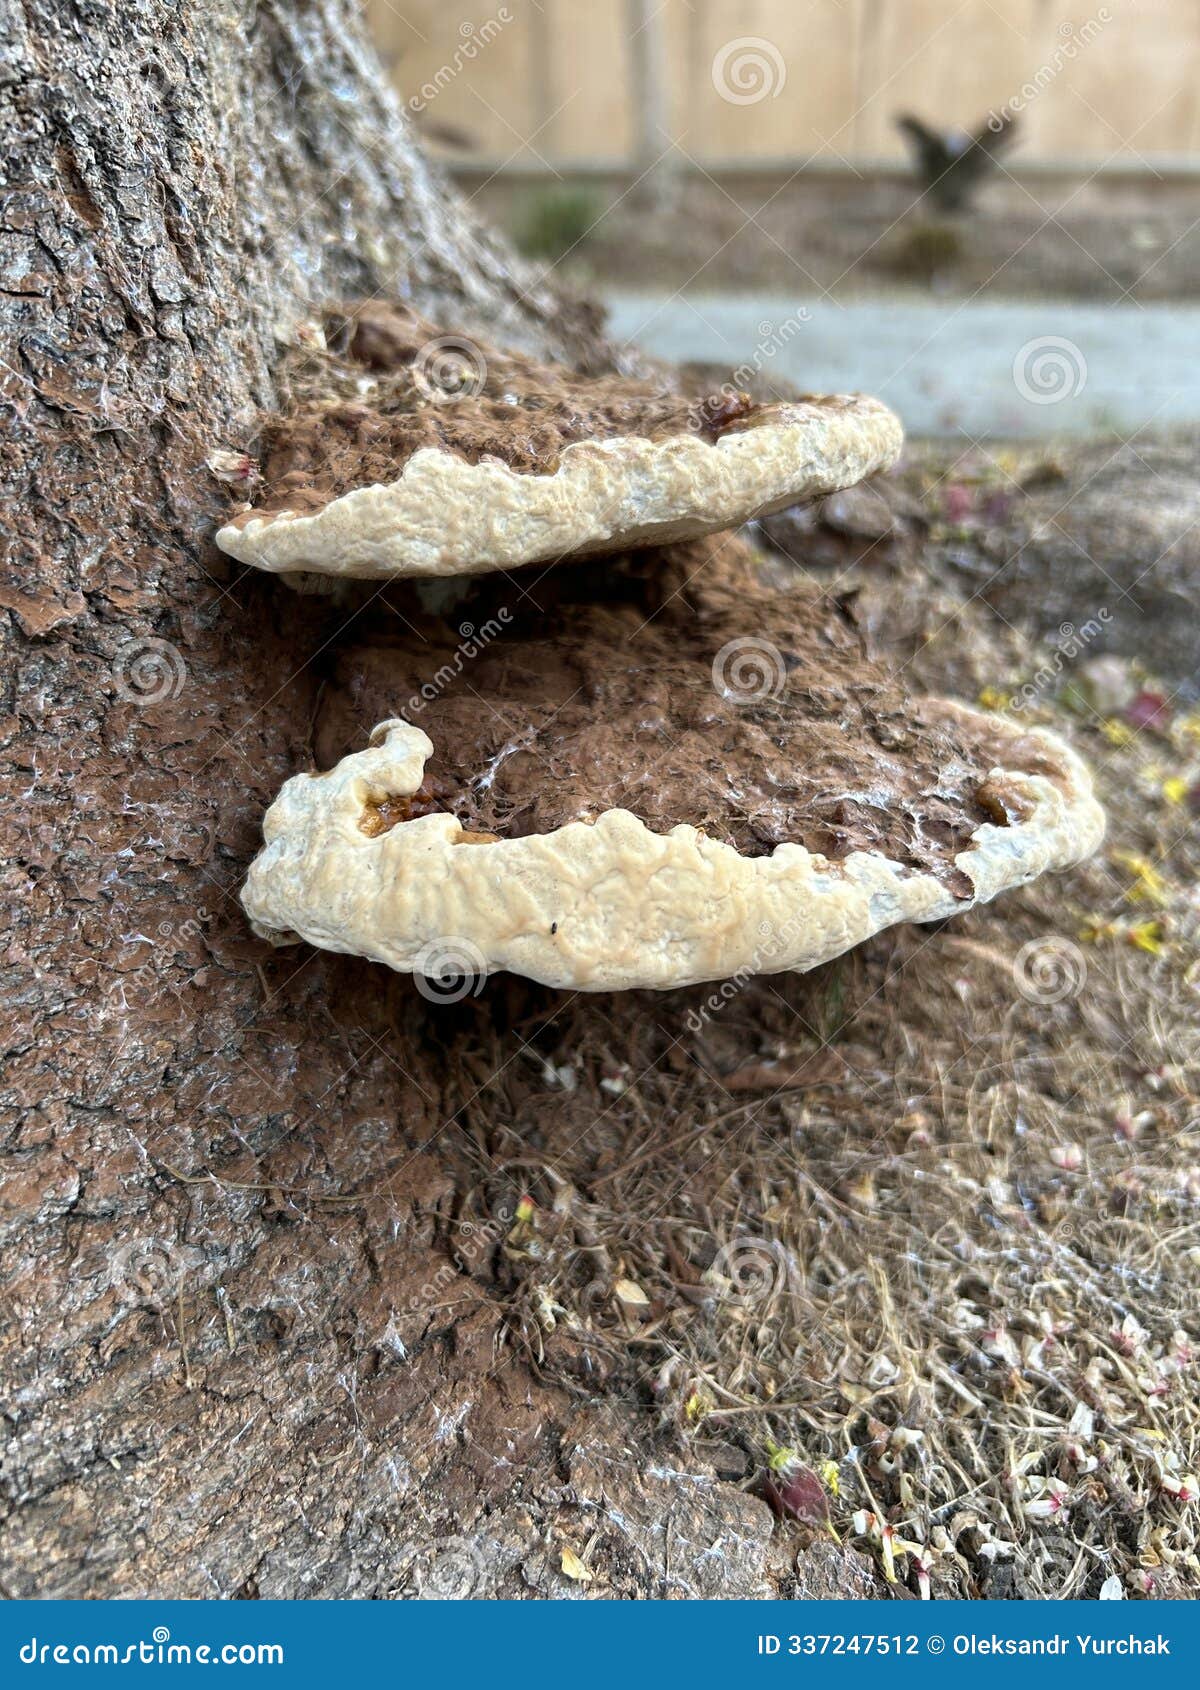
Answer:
top-left (560, 1545), bottom-right (594, 1583)
top-left (1112, 850), bottom-right (1170, 906)
top-left (1079, 919), bottom-right (1120, 944)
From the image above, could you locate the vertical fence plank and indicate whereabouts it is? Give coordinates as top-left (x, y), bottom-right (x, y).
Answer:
top-left (369, 0), bottom-right (1200, 166)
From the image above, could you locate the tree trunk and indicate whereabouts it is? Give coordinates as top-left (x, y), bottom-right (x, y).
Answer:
top-left (0, 0), bottom-right (823, 1601)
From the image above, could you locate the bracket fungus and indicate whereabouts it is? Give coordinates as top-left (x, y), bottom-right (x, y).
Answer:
top-left (241, 546), bottom-right (1104, 992)
top-left (215, 302), bottom-right (903, 582)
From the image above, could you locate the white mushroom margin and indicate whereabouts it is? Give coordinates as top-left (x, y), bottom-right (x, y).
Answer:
top-left (242, 712), bottom-right (1105, 993)
top-left (215, 397), bottom-right (903, 580)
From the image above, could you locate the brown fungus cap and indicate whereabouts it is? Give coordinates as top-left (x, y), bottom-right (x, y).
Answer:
top-left (242, 541), bottom-right (1104, 991)
top-left (215, 302), bottom-right (903, 581)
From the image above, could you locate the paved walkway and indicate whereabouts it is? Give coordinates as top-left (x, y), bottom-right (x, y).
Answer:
top-left (602, 291), bottom-right (1200, 440)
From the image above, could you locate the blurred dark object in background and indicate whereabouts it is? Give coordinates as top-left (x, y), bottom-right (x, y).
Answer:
top-left (895, 111), bottom-right (1018, 213)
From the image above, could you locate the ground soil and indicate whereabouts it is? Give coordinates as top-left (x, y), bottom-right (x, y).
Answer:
top-left (9, 431), bottom-right (1198, 1598)
top-left (463, 169), bottom-right (1200, 302)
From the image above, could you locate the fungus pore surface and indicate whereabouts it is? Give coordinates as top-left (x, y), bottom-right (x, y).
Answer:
top-left (241, 542), bottom-right (1104, 991)
top-left (214, 302), bottom-right (903, 580)
top-left (316, 544), bottom-right (1052, 894)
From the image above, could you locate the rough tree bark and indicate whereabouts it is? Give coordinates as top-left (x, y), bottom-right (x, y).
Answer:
top-left (0, 0), bottom-right (610, 1596)
top-left (0, 0), bottom-right (839, 1601)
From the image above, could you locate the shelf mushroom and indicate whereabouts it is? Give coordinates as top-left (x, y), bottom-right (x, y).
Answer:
top-left (241, 549), bottom-right (1104, 992)
top-left (214, 302), bottom-right (903, 583)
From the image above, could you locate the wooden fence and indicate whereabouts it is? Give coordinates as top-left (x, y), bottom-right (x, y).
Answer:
top-left (368, 0), bottom-right (1200, 168)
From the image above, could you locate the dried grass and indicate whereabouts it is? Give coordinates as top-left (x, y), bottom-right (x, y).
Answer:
top-left (427, 481), bottom-right (1200, 1600)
